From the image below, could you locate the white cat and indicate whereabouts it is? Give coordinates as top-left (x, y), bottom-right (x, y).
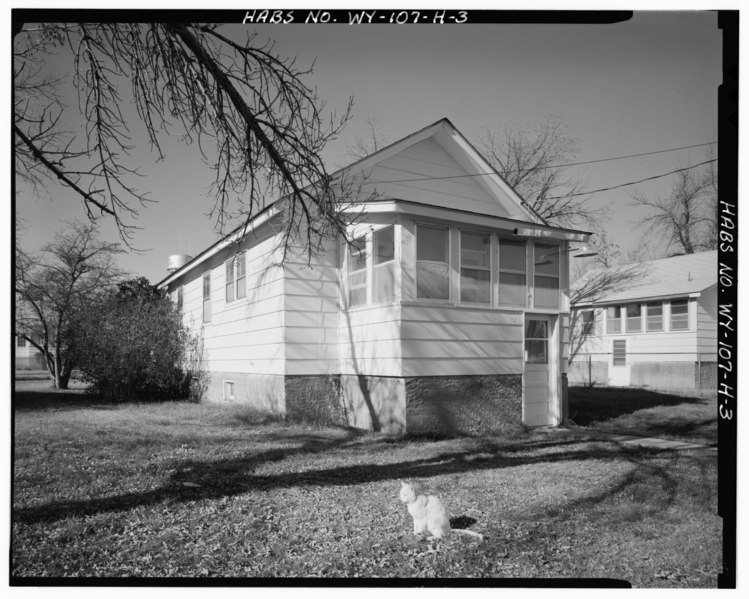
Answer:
top-left (398, 481), bottom-right (483, 541)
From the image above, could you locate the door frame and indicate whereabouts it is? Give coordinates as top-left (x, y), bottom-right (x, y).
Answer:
top-left (522, 313), bottom-right (561, 426)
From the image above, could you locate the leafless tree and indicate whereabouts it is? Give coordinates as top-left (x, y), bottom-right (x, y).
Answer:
top-left (13, 22), bottom-right (355, 258)
top-left (346, 117), bottom-right (392, 161)
top-left (631, 154), bottom-right (717, 255)
top-left (478, 116), bottom-right (596, 228)
top-left (15, 222), bottom-right (124, 389)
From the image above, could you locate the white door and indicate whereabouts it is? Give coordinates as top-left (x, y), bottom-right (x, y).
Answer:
top-left (523, 315), bottom-right (558, 426)
top-left (608, 338), bottom-right (630, 386)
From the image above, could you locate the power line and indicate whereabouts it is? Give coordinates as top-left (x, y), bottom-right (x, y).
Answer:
top-left (545, 158), bottom-right (717, 200)
top-left (370, 140), bottom-right (717, 184)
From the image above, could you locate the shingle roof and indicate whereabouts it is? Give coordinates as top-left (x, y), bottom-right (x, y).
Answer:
top-left (571, 250), bottom-right (717, 307)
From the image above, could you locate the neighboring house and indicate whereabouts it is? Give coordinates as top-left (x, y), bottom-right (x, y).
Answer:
top-left (15, 335), bottom-right (45, 370)
top-left (569, 250), bottom-right (717, 392)
top-left (157, 118), bottom-right (590, 434)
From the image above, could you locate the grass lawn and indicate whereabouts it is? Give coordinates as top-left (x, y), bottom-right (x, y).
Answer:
top-left (567, 387), bottom-right (717, 446)
top-left (12, 390), bottom-right (720, 586)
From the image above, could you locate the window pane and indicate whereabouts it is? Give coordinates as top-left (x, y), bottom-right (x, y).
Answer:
top-left (525, 340), bottom-right (547, 364)
top-left (203, 275), bottom-right (212, 323)
top-left (534, 275), bottom-right (559, 308)
top-left (525, 319), bottom-right (548, 339)
top-left (373, 262), bottom-right (394, 303)
top-left (461, 231), bottom-right (490, 268)
top-left (461, 269), bottom-right (490, 303)
top-left (499, 272), bottom-right (526, 305)
top-left (534, 243), bottom-right (559, 276)
top-left (225, 261), bottom-right (235, 303)
top-left (375, 226), bottom-right (394, 264)
top-left (671, 300), bottom-right (689, 330)
top-left (348, 270), bottom-right (367, 306)
top-left (581, 310), bottom-right (595, 335)
top-left (417, 226), bottom-right (448, 262)
top-left (606, 306), bottom-right (620, 333)
top-left (417, 261), bottom-right (449, 300)
top-left (17, 337), bottom-right (26, 347)
top-left (626, 303), bottom-right (642, 332)
top-left (349, 237), bottom-right (367, 272)
top-left (177, 287), bottom-right (183, 312)
top-left (646, 302), bottom-right (663, 331)
top-left (613, 339), bottom-right (626, 366)
top-left (499, 239), bottom-right (525, 272)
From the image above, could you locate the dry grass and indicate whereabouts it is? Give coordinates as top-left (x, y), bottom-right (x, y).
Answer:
top-left (12, 391), bottom-right (720, 585)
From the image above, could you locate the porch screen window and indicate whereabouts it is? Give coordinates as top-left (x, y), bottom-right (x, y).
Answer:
top-left (533, 242), bottom-right (560, 308)
top-left (225, 260), bottom-right (235, 303)
top-left (626, 303), bottom-right (642, 333)
top-left (612, 339), bottom-right (626, 366)
top-left (646, 302), bottom-right (663, 331)
top-left (416, 225), bottom-right (449, 300)
top-left (498, 239), bottom-right (526, 305)
top-left (373, 226), bottom-right (395, 303)
top-left (202, 274), bottom-right (212, 323)
top-left (670, 299), bottom-right (689, 330)
top-left (348, 236), bottom-right (367, 307)
top-left (525, 319), bottom-right (548, 364)
top-left (460, 231), bottom-right (491, 303)
top-left (606, 306), bottom-right (621, 333)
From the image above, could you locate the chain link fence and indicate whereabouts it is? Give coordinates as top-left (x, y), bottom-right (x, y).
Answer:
top-left (567, 352), bottom-right (718, 396)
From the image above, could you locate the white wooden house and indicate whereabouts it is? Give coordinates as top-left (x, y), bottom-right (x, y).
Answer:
top-left (569, 250), bottom-right (717, 392)
top-left (15, 335), bottom-right (45, 370)
top-left (157, 119), bottom-right (591, 433)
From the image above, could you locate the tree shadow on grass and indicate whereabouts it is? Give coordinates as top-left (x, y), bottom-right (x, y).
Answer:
top-left (13, 390), bottom-right (119, 412)
top-left (13, 434), bottom-right (677, 526)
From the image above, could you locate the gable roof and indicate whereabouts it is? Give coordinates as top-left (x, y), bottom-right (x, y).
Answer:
top-left (571, 250), bottom-right (717, 307)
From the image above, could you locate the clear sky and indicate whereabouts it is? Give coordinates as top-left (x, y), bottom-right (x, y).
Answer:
top-left (14, 9), bottom-right (723, 285)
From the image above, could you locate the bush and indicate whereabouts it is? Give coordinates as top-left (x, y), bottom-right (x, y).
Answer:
top-left (73, 278), bottom-right (204, 402)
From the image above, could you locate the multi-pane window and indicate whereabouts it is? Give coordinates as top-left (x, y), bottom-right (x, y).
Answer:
top-left (670, 299), bottom-right (689, 330)
top-left (225, 254), bottom-right (247, 303)
top-left (498, 239), bottom-right (526, 305)
top-left (348, 236), bottom-right (367, 307)
top-left (646, 302), bottom-right (663, 331)
top-left (17, 336), bottom-right (26, 347)
top-left (606, 306), bottom-right (621, 333)
top-left (373, 226), bottom-right (395, 303)
top-left (525, 319), bottom-right (548, 364)
top-left (202, 273), bottom-right (212, 323)
top-left (533, 242), bottom-right (560, 308)
top-left (580, 310), bottom-right (596, 335)
top-left (460, 231), bottom-right (491, 303)
top-left (626, 303), bottom-right (642, 333)
top-left (612, 339), bottom-right (627, 366)
top-left (416, 225), bottom-right (450, 300)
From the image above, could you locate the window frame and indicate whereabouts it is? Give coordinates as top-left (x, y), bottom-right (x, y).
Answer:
top-left (524, 318), bottom-right (549, 364)
top-left (625, 302), bottom-right (642, 333)
top-left (533, 241), bottom-right (560, 309)
top-left (416, 224), bottom-right (451, 302)
top-left (225, 253), bottom-right (246, 303)
top-left (606, 305), bottom-right (621, 334)
top-left (612, 339), bottom-right (627, 366)
top-left (17, 336), bottom-right (26, 348)
top-left (225, 259), bottom-right (235, 303)
top-left (459, 229), bottom-right (492, 305)
top-left (645, 301), bottom-right (663, 332)
top-left (347, 235), bottom-right (368, 307)
top-left (498, 237), bottom-right (527, 307)
top-left (373, 225), bottom-right (395, 304)
top-left (580, 309), bottom-right (596, 336)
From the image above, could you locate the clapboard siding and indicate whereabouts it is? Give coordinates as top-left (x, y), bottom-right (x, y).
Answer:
top-left (339, 304), bottom-right (401, 376)
top-left (696, 288), bottom-right (717, 355)
top-left (401, 304), bottom-right (523, 377)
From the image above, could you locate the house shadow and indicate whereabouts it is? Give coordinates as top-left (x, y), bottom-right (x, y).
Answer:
top-left (13, 433), bottom-right (676, 527)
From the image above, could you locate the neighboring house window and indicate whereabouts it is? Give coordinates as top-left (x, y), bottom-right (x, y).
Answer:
top-left (225, 254), bottom-right (247, 303)
top-left (416, 225), bottom-right (450, 300)
top-left (646, 301), bottom-right (663, 331)
top-left (202, 273), bottom-right (212, 323)
top-left (606, 306), bottom-right (621, 333)
top-left (176, 287), bottom-right (183, 313)
top-left (670, 299), bottom-right (689, 330)
top-left (348, 236), bottom-right (367, 307)
top-left (533, 242), bottom-right (560, 308)
top-left (460, 230), bottom-right (491, 304)
top-left (612, 339), bottom-right (626, 366)
top-left (625, 303), bottom-right (642, 333)
top-left (373, 226), bottom-right (395, 303)
top-left (580, 310), bottom-right (596, 336)
top-left (498, 238), bottom-right (526, 305)
top-left (525, 319), bottom-right (548, 364)
top-left (17, 336), bottom-right (26, 347)
top-left (225, 259), bottom-right (235, 303)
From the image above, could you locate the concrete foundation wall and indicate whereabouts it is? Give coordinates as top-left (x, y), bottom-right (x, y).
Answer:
top-left (203, 371), bottom-right (285, 413)
top-left (567, 360), bottom-right (609, 386)
top-left (405, 374), bottom-right (522, 435)
top-left (15, 354), bottom-right (46, 370)
top-left (340, 375), bottom-right (407, 434)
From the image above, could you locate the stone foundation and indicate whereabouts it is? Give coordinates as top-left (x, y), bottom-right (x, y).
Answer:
top-left (285, 375), bottom-right (347, 426)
